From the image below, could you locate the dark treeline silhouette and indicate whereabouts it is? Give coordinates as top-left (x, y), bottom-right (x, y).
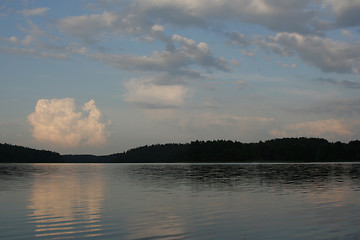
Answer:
top-left (1, 137), bottom-right (360, 163)
top-left (62, 154), bottom-right (117, 163)
top-left (113, 138), bottom-right (360, 163)
top-left (0, 143), bottom-right (62, 163)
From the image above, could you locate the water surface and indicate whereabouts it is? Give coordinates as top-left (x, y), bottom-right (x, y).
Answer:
top-left (0, 163), bottom-right (359, 239)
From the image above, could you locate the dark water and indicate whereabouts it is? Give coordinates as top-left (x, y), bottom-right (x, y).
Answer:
top-left (0, 163), bottom-right (360, 240)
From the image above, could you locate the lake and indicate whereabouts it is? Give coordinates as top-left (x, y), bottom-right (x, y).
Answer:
top-left (0, 163), bottom-right (360, 240)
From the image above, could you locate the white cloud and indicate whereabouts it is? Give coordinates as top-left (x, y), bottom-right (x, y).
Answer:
top-left (270, 119), bottom-right (358, 141)
top-left (28, 98), bottom-right (109, 148)
top-left (21, 7), bottom-right (49, 17)
top-left (152, 24), bottom-right (164, 32)
top-left (124, 76), bottom-right (189, 108)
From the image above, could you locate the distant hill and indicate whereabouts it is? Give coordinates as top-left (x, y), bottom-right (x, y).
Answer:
top-left (2, 138), bottom-right (360, 163)
top-left (0, 143), bottom-right (62, 163)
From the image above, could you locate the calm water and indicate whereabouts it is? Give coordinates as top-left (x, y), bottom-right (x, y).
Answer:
top-left (0, 163), bottom-right (360, 240)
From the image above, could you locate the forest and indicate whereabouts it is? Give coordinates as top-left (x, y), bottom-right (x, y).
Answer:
top-left (1, 137), bottom-right (359, 163)
top-left (112, 138), bottom-right (360, 163)
top-left (0, 143), bottom-right (62, 163)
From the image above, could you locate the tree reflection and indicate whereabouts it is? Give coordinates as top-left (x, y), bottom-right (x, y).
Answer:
top-left (121, 163), bottom-right (360, 193)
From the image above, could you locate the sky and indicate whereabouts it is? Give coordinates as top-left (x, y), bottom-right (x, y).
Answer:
top-left (1, 0), bottom-right (360, 155)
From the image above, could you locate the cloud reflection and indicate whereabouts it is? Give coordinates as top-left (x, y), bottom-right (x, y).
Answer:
top-left (27, 165), bottom-right (104, 239)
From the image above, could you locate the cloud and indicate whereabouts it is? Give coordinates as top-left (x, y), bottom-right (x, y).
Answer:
top-left (0, 36), bottom-right (18, 44)
top-left (260, 32), bottom-right (360, 74)
top-left (20, 7), bottom-right (49, 17)
top-left (124, 76), bottom-right (190, 109)
top-left (171, 34), bottom-right (230, 71)
top-left (270, 119), bottom-right (358, 140)
top-left (341, 30), bottom-right (352, 37)
top-left (279, 62), bottom-right (297, 68)
top-left (57, 11), bottom-right (119, 44)
top-left (198, 113), bottom-right (275, 126)
top-left (225, 31), bottom-right (250, 46)
top-left (57, 10), bottom-right (157, 44)
top-left (73, 1), bottom-right (330, 43)
top-left (233, 80), bottom-right (248, 89)
top-left (317, 77), bottom-right (360, 89)
top-left (0, 46), bottom-right (68, 59)
top-left (241, 50), bottom-right (256, 57)
top-left (323, 0), bottom-right (360, 28)
top-left (133, 0), bottom-right (320, 34)
top-left (21, 35), bottom-right (35, 45)
top-left (16, 20), bottom-right (48, 46)
top-left (90, 33), bottom-right (230, 77)
top-left (28, 98), bottom-right (109, 148)
top-left (20, 20), bottom-right (46, 37)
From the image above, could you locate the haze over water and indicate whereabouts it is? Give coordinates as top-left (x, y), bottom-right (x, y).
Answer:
top-left (1, 163), bottom-right (360, 240)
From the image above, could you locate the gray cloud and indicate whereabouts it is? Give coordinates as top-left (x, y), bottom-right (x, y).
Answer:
top-left (317, 77), bottom-right (360, 89)
top-left (85, 0), bottom-right (352, 37)
top-left (28, 1), bottom-right (360, 76)
top-left (131, 0), bottom-right (321, 35)
top-left (225, 31), bottom-right (360, 74)
top-left (260, 33), bottom-right (360, 74)
top-left (323, 0), bottom-right (360, 28)
top-left (225, 31), bottom-right (250, 46)
top-left (89, 33), bottom-right (230, 78)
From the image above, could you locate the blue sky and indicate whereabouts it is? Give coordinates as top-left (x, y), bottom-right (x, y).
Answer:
top-left (1, 0), bottom-right (360, 154)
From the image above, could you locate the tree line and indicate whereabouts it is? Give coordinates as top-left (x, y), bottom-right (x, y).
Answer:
top-left (1, 137), bottom-right (360, 163)
top-left (113, 138), bottom-right (360, 163)
top-left (0, 143), bottom-right (62, 163)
